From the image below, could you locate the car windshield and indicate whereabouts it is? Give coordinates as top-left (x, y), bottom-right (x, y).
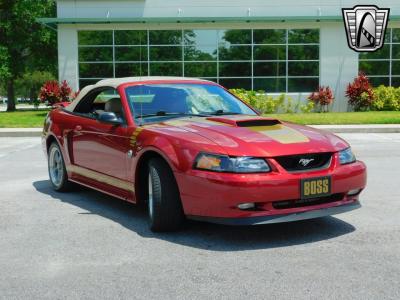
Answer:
top-left (125, 83), bottom-right (256, 124)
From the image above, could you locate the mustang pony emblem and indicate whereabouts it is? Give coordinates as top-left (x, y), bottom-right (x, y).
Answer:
top-left (298, 158), bottom-right (315, 167)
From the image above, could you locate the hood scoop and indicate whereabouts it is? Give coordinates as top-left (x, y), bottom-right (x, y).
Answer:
top-left (206, 116), bottom-right (281, 127)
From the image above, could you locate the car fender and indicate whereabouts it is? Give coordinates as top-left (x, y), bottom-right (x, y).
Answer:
top-left (44, 110), bottom-right (71, 165)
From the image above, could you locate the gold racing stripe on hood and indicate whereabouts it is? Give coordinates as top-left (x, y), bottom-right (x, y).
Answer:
top-left (247, 124), bottom-right (309, 144)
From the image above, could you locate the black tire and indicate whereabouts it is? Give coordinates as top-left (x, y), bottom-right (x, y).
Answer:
top-left (48, 142), bottom-right (72, 192)
top-left (147, 157), bottom-right (184, 232)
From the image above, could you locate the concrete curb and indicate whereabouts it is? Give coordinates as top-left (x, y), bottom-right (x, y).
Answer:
top-left (0, 125), bottom-right (400, 137)
top-left (0, 128), bottom-right (42, 137)
top-left (310, 124), bottom-right (400, 133)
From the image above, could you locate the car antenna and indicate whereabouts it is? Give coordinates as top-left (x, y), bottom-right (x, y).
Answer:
top-left (138, 87), bottom-right (144, 126)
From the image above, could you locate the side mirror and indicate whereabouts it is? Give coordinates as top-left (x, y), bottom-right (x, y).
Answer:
top-left (98, 112), bottom-right (123, 125)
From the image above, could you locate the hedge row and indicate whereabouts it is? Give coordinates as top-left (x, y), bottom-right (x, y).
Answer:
top-left (229, 89), bottom-right (314, 114)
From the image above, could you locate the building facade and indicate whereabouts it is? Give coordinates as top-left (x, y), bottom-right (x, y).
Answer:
top-left (40, 0), bottom-right (400, 111)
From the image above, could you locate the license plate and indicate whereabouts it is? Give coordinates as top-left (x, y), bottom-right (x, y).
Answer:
top-left (300, 176), bottom-right (331, 199)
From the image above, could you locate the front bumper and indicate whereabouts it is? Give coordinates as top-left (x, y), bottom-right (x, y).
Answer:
top-left (175, 154), bottom-right (366, 220)
top-left (188, 201), bottom-right (361, 225)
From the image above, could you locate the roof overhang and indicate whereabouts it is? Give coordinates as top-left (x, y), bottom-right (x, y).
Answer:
top-left (37, 15), bottom-right (350, 30)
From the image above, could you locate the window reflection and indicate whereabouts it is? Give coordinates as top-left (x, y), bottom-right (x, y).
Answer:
top-left (254, 45), bottom-right (286, 60)
top-left (150, 46), bottom-right (182, 61)
top-left (288, 61), bottom-right (319, 77)
top-left (184, 46), bottom-right (217, 61)
top-left (358, 29), bottom-right (400, 87)
top-left (288, 78), bottom-right (318, 92)
top-left (79, 47), bottom-right (113, 62)
top-left (115, 46), bottom-right (148, 61)
top-left (184, 62), bottom-right (217, 77)
top-left (150, 63), bottom-right (183, 76)
top-left (77, 29), bottom-right (321, 92)
top-left (149, 30), bottom-right (182, 45)
top-left (115, 30), bottom-right (147, 45)
top-left (219, 30), bottom-right (251, 45)
top-left (78, 31), bottom-right (112, 45)
top-left (219, 45), bottom-right (252, 61)
top-left (79, 63), bottom-right (113, 78)
top-left (219, 62), bottom-right (251, 77)
top-left (115, 63), bottom-right (148, 77)
top-left (254, 62), bottom-right (286, 77)
top-left (254, 29), bottom-right (286, 44)
top-left (254, 78), bottom-right (286, 92)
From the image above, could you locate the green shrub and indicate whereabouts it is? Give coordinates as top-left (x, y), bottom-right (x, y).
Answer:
top-left (372, 85), bottom-right (400, 111)
top-left (299, 101), bottom-right (315, 113)
top-left (229, 89), bottom-right (313, 114)
top-left (283, 96), bottom-right (296, 113)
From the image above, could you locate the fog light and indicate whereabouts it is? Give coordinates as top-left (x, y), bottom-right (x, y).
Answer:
top-left (348, 189), bottom-right (361, 196)
top-left (237, 203), bottom-right (255, 210)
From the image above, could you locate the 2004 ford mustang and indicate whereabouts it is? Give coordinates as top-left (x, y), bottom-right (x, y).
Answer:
top-left (42, 77), bottom-right (367, 231)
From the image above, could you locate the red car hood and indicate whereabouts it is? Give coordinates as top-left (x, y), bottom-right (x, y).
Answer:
top-left (158, 115), bottom-right (348, 157)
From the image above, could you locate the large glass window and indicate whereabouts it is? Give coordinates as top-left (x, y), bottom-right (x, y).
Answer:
top-left (78, 28), bottom-right (320, 92)
top-left (359, 28), bottom-right (400, 87)
top-left (287, 29), bottom-right (319, 92)
top-left (253, 28), bottom-right (319, 92)
top-left (184, 29), bottom-right (218, 62)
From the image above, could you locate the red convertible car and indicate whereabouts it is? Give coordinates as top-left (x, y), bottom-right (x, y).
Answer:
top-left (42, 77), bottom-right (367, 231)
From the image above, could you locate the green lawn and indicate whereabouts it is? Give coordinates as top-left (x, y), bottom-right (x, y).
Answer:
top-left (267, 111), bottom-right (400, 125)
top-left (0, 110), bottom-right (399, 127)
top-left (0, 110), bottom-right (49, 128)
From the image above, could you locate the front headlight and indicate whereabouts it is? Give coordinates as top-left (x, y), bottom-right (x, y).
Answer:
top-left (194, 153), bottom-right (270, 173)
top-left (339, 147), bottom-right (356, 165)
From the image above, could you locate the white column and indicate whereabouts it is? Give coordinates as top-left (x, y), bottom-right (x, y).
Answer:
top-left (320, 23), bottom-right (359, 112)
top-left (57, 25), bottom-right (79, 92)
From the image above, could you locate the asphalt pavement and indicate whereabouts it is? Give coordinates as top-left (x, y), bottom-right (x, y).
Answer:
top-left (0, 134), bottom-right (399, 299)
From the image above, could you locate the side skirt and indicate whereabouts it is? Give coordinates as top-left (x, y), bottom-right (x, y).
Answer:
top-left (67, 165), bottom-right (136, 203)
top-left (69, 178), bottom-right (129, 202)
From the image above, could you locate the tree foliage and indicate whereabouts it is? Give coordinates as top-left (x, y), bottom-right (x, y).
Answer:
top-left (0, 0), bottom-right (57, 111)
top-left (15, 70), bottom-right (55, 102)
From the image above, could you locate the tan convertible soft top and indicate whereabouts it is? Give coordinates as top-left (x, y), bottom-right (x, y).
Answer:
top-left (65, 76), bottom-right (211, 112)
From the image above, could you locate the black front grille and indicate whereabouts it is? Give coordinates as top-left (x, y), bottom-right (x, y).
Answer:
top-left (274, 152), bottom-right (332, 172)
top-left (272, 193), bottom-right (344, 210)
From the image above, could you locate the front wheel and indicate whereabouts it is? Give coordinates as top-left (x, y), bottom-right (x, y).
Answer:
top-left (48, 142), bottom-right (71, 192)
top-left (147, 157), bottom-right (184, 232)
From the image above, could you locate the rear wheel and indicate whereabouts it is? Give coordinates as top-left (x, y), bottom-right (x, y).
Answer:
top-left (147, 157), bottom-right (184, 232)
top-left (48, 142), bottom-right (71, 192)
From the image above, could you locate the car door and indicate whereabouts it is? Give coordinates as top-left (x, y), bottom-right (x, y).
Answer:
top-left (70, 88), bottom-right (131, 183)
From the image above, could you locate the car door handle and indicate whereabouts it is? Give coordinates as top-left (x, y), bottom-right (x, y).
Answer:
top-left (75, 125), bottom-right (82, 131)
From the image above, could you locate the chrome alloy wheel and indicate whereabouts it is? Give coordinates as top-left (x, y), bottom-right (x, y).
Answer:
top-left (49, 146), bottom-right (64, 187)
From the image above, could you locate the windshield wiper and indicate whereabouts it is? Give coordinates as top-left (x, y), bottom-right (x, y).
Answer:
top-left (212, 110), bottom-right (242, 116)
top-left (137, 111), bottom-right (209, 118)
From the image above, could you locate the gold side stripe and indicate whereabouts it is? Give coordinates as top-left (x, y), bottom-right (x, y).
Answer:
top-left (248, 124), bottom-right (309, 144)
top-left (130, 127), bottom-right (144, 146)
top-left (67, 165), bottom-right (134, 192)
